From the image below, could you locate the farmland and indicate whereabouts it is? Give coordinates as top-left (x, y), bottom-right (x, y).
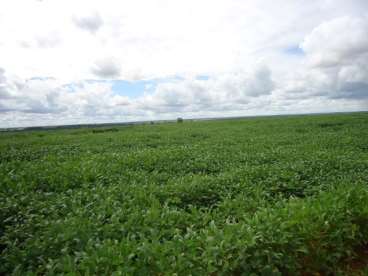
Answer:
top-left (1, 112), bottom-right (368, 275)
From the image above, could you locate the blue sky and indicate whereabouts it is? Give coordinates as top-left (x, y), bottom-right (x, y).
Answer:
top-left (111, 80), bottom-right (153, 98)
top-left (284, 45), bottom-right (304, 56)
top-left (111, 75), bottom-right (210, 98)
top-left (107, 75), bottom-right (210, 99)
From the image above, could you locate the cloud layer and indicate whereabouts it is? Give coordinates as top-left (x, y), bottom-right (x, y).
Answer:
top-left (0, 0), bottom-right (367, 127)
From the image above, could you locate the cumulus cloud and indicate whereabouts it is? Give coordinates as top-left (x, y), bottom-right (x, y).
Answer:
top-left (0, 68), bottom-right (7, 98)
top-left (136, 64), bottom-right (274, 114)
top-left (19, 32), bottom-right (63, 49)
top-left (216, 65), bottom-right (274, 99)
top-left (91, 57), bottom-right (121, 78)
top-left (301, 16), bottom-right (368, 68)
top-left (0, 67), bottom-right (22, 100)
top-left (0, 68), bottom-right (5, 82)
top-left (297, 16), bottom-right (368, 100)
top-left (0, 75), bottom-right (62, 114)
top-left (72, 12), bottom-right (103, 34)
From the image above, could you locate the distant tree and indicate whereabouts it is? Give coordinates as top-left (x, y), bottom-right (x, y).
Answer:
top-left (177, 117), bottom-right (184, 123)
top-left (150, 121), bottom-right (155, 125)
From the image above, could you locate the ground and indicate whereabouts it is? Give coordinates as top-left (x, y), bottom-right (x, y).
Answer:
top-left (1, 112), bottom-right (368, 275)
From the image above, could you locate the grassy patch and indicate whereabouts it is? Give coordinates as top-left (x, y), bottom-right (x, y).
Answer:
top-left (1, 112), bottom-right (368, 274)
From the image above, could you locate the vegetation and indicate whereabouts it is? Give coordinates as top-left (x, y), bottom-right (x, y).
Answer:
top-left (1, 112), bottom-right (368, 275)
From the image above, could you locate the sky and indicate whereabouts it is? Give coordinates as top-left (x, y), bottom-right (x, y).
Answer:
top-left (0, 0), bottom-right (367, 127)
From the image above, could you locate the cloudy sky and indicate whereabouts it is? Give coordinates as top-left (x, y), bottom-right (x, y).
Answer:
top-left (0, 0), bottom-right (367, 127)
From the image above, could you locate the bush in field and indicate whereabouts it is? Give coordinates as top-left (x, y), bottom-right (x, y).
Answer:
top-left (91, 128), bottom-right (119, 134)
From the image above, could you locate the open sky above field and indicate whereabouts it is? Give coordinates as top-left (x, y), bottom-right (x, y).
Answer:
top-left (0, 0), bottom-right (367, 127)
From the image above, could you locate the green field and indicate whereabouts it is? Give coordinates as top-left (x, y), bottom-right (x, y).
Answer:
top-left (1, 113), bottom-right (368, 275)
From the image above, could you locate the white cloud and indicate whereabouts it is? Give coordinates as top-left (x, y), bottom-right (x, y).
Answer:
top-left (91, 57), bottom-right (122, 78)
top-left (301, 16), bottom-right (368, 68)
top-left (0, 0), bottom-right (367, 127)
top-left (72, 12), bottom-right (103, 34)
top-left (296, 16), bottom-right (368, 100)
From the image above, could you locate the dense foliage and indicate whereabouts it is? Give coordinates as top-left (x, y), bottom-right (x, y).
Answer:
top-left (1, 113), bottom-right (368, 275)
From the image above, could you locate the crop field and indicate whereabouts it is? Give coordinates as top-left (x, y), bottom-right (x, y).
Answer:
top-left (1, 112), bottom-right (368, 275)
